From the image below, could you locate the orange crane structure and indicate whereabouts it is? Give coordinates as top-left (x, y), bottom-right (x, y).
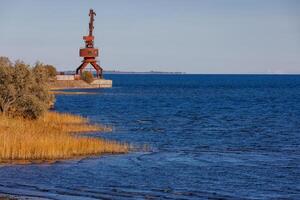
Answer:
top-left (76, 9), bottom-right (103, 78)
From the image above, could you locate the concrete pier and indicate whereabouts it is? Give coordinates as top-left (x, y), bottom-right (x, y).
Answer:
top-left (90, 79), bottom-right (112, 88)
top-left (51, 75), bottom-right (112, 89)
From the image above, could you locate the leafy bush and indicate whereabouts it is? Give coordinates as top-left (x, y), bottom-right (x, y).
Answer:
top-left (81, 71), bottom-right (94, 83)
top-left (33, 62), bottom-right (57, 82)
top-left (0, 57), bottom-right (54, 119)
top-left (44, 65), bottom-right (57, 78)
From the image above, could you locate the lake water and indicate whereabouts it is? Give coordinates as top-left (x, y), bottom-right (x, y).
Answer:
top-left (0, 75), bottom-right (299, 199)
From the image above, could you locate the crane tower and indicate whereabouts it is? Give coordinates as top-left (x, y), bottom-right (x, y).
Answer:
top-left (76, 9), bottom-right (103, 78)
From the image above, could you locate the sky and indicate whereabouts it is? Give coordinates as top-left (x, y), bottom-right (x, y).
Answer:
top-left (0, 0), bottom-right (299, 74)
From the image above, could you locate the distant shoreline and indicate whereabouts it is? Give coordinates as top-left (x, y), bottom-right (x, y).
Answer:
top-left (59, 70), bottom-right (186, 75)
top-left (58, 71), bottom-right (300, 75)
top-left (104, 73), bottom-right (300, 75)
top-left (104, 71), bottom-right (186, 75)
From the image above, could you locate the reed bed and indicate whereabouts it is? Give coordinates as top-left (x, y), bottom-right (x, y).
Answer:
top-left (0, 112), bottom-right (128, 163)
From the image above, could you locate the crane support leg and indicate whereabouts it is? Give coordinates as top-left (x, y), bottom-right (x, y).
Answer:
top-left (76, 62), bottom-right (89, 75)
top-left (91, 62), bottom-right (103, 78)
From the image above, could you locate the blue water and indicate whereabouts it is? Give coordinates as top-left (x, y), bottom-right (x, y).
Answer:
top-left (0, 75), bottom-right (299, 199)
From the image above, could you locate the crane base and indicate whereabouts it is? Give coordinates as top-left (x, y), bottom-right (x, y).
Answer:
top-left (53, 75), bottom-right (112, 89)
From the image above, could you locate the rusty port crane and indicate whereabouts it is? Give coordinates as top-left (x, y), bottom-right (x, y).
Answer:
top-left (76, 9), bottom-right (103, 79)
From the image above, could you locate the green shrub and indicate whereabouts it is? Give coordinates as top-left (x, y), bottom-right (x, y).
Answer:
top-left (33, 62), bottom-right (57, 82)
top-left (81, 71), bottom-right (94, 83)
top-left (44, 64), bottom-right (57, 78)
top-left (14, 95), bottom-right (46, 120)
top-left (0, 57), bottom-right (54, 119)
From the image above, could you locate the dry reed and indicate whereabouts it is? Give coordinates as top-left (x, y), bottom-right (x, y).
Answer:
top-left (0, 112), bottom-right (128, 163)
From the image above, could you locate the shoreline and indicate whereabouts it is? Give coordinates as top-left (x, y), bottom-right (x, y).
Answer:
top-left (0, 112), bottom-right (129, 164)
top-left (0, 196), bottom-right (17, 200)
top-left (50, 90), bottom-right (98, 95)
top-left (0, 152), bottom-right (126, 165)
top-left (49, 79), bottom-right (112, 90)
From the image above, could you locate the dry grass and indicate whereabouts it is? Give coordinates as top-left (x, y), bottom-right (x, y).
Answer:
top-left (0, 112), bottom-right (129, 163)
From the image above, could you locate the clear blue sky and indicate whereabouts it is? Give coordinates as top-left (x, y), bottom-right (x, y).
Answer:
top-left (0, 0), bottom-right (299, 73)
